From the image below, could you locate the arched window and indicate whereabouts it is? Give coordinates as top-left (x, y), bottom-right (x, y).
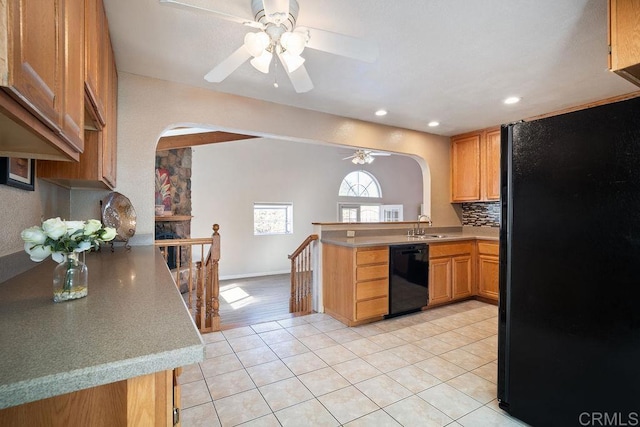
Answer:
top-left (338, 170), bottom-right (382, 198)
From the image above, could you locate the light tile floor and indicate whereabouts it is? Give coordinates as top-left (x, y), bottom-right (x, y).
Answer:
top-left (180, 300), bottom-right (529, 427)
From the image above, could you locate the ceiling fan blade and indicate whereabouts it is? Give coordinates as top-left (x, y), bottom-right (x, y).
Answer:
top-left (298, 26), bottom-right (379, 63)
top-left (159, 0), bottom-right (264, 29)
top-left (342, 155), bottom-right (355, 160)
top-left (276, 52), bottom-right (313, 93)
top-left (287, 65), bottom-right (314, 93)
top-left (371, 152), bottom-right (391, 156)
top-left (204, 46), bottom-right (252, 82)
top-left (262, 0), bottom-right (289, 21)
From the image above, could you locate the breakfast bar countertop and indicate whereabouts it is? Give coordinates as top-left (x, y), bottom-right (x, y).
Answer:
top-left (0, 245), bottom-right (204, 410)
top-left (320, 226), bottom-right (499, 248)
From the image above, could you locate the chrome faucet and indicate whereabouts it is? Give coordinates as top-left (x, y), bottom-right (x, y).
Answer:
top-left (415, 214), bottom-right (432, 235)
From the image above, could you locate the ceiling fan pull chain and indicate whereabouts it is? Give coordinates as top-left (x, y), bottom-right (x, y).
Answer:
top-left (273, 58), bottom-right (279, 88)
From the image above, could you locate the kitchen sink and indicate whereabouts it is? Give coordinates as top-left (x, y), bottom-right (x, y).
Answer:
top-left (410, 234), bottom-right (448, 239)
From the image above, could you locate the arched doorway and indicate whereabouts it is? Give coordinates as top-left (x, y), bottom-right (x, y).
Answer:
top-left (154, 127), bottom-right (425, 328)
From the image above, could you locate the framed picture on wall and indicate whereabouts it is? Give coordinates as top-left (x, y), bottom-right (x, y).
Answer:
top-left (0, 157), bottom-right (35, 191)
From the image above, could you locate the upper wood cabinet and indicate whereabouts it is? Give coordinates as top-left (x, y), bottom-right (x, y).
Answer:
top-left (483, 129), bottom-right (501, 200)
top-left (102, 34), bottom-right (118, 188)
top-left (85, 0), bottom-right (107, 127)
top-left (451, 134), bottom-right (481, 202)
top-left (451, 127), bottom-right (500, 203)
top-left (609, 0), bottom-right (640, 87)
top-left (38, 0), bottom-right (117, 189)
top-left (0, 0), bottom-right (84, 160)
top-left (62, 0), bottom-right (86, 152)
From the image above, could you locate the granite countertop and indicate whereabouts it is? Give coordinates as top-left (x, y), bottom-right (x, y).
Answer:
top-left (321, 228), bottom-right (499, 248)
top-left (0, 246), bottom-right (205, 409)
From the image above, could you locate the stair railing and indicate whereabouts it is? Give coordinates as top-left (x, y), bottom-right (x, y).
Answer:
top-left (288, 234), bottom-right (319, 314)
top-left (200, 224), bottom-right (221, 333)
top-left (155, 224), bottom-right (221, 333)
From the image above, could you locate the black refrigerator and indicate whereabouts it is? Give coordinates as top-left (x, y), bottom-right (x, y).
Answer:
top-left (498, 96), bottom-right (640, 427)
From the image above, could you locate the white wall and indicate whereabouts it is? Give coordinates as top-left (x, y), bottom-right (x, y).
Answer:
top-left (71, 73), bottom-right (460, 247)
top-left (191, 138), bottom-right (423, 277)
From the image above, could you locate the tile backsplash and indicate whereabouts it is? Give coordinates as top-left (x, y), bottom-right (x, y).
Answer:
top-left (462, 202), bottom-right (500, 227)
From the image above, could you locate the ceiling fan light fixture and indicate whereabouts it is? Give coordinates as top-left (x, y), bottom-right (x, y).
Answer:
top-left (244, 31), bottom-right (270, 57)
top-left (281, 31), bottom-right (306, 56)
top-left (180, 0), bottom-right (377, 93)
top-left (281, 50), bottom-right (305, 72)
top-left (250, 50), bottom-right (273, 73)
top-left (349, 149), bottom-right (375, 165)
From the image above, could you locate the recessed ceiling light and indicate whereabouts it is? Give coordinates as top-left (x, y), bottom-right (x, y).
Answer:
top-left (504, 96), bottom-right (521, 105)
top-left (375, 109), bottom-right (388, 116)
top-left (428, 121), bottom-right (440, 127)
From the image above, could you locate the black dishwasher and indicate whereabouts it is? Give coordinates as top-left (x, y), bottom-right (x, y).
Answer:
top-left (387, 244), bottom-right (429, 318)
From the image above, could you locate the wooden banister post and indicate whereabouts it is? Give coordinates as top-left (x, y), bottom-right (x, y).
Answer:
top-left (208, 224), bottom-right (221, 332)
top-left (195, 261), bottom-right (203, 330)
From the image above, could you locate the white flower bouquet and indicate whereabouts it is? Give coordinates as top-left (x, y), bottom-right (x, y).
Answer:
top-left (21, 217), bottom-right (117, 262)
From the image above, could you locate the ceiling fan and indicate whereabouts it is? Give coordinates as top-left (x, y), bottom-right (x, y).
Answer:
top-left (343, 149), bottom-right (391, 165)
top-left (159, 0), bottom-right (379, 93)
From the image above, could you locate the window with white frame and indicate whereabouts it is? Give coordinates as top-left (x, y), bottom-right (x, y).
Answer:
top-left (253, 203), bottom-right (293, 235)
top-left (338, 204), bottom-right (381, 223)
top-left (381, 204), bottom-right (404, 221)
top-left (340, 205), bottom-right (359, 223)
top-left (338, 204), bottom-right (404, 222)
top-left (338, 170), bottom-right (382, 198)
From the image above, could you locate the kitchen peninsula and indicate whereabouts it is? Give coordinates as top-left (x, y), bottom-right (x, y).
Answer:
top-left (316, 223), bottom-right (499, 326)
top-left (0, 246), bottom-right (204, 426)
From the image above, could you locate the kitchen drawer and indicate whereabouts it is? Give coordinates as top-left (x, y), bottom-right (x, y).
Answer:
top-left (356, 279), bottom-right (388, 300)
top-left (356, 247), bottom-right (389, 265)
top-left (356, 264), bottom-right (388, 282)
top-left (477, 241), bottom-right (499, 256)
top-left (356, 297), bottom-right (388, 320)
top-left (429, 241), bottom-right (473, 258)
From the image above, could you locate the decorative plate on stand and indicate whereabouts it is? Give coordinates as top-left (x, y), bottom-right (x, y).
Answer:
top-left (101, 192), bottom-right (137, 249)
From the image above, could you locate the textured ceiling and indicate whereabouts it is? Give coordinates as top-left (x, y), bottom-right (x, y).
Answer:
top-left (103, 0), bottom-right (637, 136)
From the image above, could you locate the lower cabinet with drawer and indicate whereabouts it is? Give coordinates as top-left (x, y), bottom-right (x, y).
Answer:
top-left (323, 244), bottom-right (389, 326)
top-left (428, 240), bottom-right (475, 306)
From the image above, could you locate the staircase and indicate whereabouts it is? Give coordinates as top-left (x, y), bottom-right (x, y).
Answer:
top-left (288, 234), bottom-right (318, 314)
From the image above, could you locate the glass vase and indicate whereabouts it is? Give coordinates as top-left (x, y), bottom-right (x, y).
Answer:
top-left (53, 252), bottom-right (88, 302)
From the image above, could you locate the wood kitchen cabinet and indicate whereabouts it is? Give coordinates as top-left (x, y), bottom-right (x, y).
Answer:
top-left (102, 34), bottom-right (118, 188)
top-left (477, 241), bottom-right (499, 302)
top-left (0, 0), bottom-right (85, 160)
top-left (428, 241), bottom-right (474, 306)
top-left (451, 127), bottom-right (500, 202)
top-left (0, 370), bottom-right (178, 427)
top-left (323, 244), bottom-right (389, 326)
top-left (85, 0), bottom-right (108, 126)
top-left (451, 134), bottom-right (481, 202)
top-left (38, 0), bottom-right (117, 189)
top-left (609, 0), bottom-right (640, 87)
top-left (483, 129), bottom-right (501, 200)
